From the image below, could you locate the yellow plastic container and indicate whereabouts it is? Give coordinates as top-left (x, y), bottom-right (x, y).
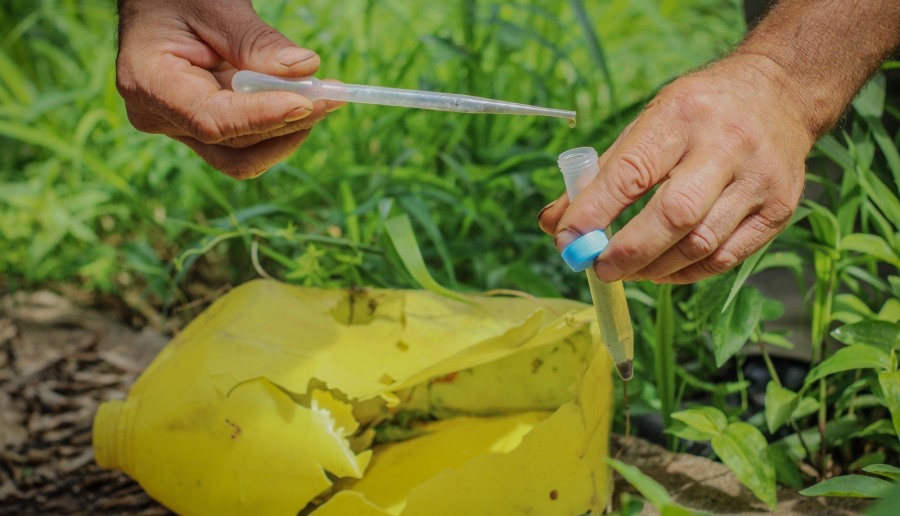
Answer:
top-left (93, 280), bottom-right (612, 515)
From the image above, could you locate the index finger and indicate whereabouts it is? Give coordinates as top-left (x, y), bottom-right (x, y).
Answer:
top-left (555, 100), bottom-right (689, 248)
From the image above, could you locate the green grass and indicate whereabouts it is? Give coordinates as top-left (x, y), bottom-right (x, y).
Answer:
top-left (0, 0), bottom-right (744, 310)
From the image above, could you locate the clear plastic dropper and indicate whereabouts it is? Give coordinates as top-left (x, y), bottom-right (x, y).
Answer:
top-left (558, 147), bottom-right (635, 381)
top-left (232, 71), bottom-right (576, 120)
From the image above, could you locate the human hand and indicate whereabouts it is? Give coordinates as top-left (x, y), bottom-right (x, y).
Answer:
top-left (116, 0), bottom-right (343, 179)
top-left (539, 54), bottom-right (816, 284)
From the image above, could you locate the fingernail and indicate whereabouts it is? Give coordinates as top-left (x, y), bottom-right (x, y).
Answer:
top-left (554, 228), bottom-right (579, 251)
top-left (593, 259), bottom-right (624, 282)
top-left (276, 47), bottom-right (317, 67)
top-left (284, 106), bottom-right (311, 122)
top-left (537, 201), bottom-right (557, 233)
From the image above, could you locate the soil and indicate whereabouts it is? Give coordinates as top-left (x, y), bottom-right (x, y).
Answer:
top-left (0, 291), bottom-right (170, 514)
top-left (611, 435), bottom-right (871, 515)
top-left (0, 290), bottom-right (872, 515)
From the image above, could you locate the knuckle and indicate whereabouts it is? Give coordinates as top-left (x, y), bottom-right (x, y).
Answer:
top-left (678, 222), bottom-right (718, 261)
top-left (610, 239), bottom-right (642, 262)
top-left (187, 108), bottom-right (229, 144)
top-left (752, 200), bottom-right (794, 232)
top-left (664, 78), bottom-right (716, 120)
top-left (718, 121), bottom-right (759, 155)
top-left (703, 247), bottom-right (741, 275)
top-left (188, 112), bottom-right (222, 144)
top-left (237, 23), bottom-right (283, 63)
top-left (610, 150), bottom-right (655, 203)
top-left (657, 185), bottom-right (704, 232)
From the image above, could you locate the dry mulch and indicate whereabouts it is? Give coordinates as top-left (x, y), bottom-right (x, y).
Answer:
top-left (0, 291), bottom-right (169, 514)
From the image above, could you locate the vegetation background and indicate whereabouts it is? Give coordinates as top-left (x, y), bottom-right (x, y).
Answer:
top-left (2, 0), bottom-right (899, 511)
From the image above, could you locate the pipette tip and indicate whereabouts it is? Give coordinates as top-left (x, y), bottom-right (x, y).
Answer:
top-left (615, 360), bottom-right (633, 381)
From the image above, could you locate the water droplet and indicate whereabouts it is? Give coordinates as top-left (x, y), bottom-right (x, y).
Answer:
top-left (567, 117), bottom-right (576, 128)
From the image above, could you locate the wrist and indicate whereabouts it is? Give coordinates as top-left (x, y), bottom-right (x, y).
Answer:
top-left (730, 45), bottom-right (842, 144)
top-left (730, 0), bottom-right (900, 141)
top-left (699, 53), bottom-right (819, 152)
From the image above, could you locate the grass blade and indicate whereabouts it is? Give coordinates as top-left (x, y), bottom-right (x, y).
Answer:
top-left (383, 214), bottom-right (468, 303)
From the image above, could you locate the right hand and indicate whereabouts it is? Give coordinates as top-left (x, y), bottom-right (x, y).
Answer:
top-left (539, 54), bottom-right (814, 284)
top-left (116, 0), bottom-right (343, 179)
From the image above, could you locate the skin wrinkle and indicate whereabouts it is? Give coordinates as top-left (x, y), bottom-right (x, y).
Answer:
top-left (680, 222), bottom-right (718, 262)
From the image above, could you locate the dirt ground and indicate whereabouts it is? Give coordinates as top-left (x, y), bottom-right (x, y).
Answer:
top-left (0, 290), bottom-right (170, 514)
top-left (0, 290), bottom-right (873, 515)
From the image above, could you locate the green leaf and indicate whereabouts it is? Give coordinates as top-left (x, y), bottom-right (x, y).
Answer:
top-left (712, 287), bottom-right (764, 367)
top-left (767, 445), bottom-right (803, 489)
top-left (606, 457), bottom-right (672, 510)
top-left (792, 396), bottom-right (820, 420)
top-left (879, 298), bottom-right (900, 323)
top-left (859, 166), bottom-right (900, 226)
top-left (383, 214), bottom-right (468, 303)
top-left (878, 371), bottom-right (900, 440)
top-left (840, 234), bottom-right (900, 267)
top-left (691, 272), bottom-right (733, 327)
top-left (670, 406), bottom-right (728, 440)
top-left (618, 493), bottom-right (645, 516)
top-left (755, 251), bottom-right (804, 276)
top-left (659, 505), bottom-right (695, 516)
top-left (397, 196), bottom-right (457, 286)
top-left (850, 453), bottom-right (887, 472)
top-left (832, 320), bottom-right (900, 352)
top-left (711, 423), bottom-right (777, 509)
top-left (808, 200), bottom-right (841, 248)
top-left (764, 382), bottom-right (798, 434)
top-left (759, 331), bottom-right (795, 349)
top-left (800, 475), bottom-right (893, 498)
top-left (761, 298), bottom-right (785, 321)
top-left (868, 482), bottom-right (900, 516)
top-left (667, 420), bottom-right (715, 442)
top-left (852, 74), bottom-right (885, 118)
top-left (804, 344), bottom-right (892, 386)
top-left (864, 464), bottom-right (900, 481)
top-left (721, 208), bottom-right (809, 311)
top-left (816, 134), bottom-right (854, 171)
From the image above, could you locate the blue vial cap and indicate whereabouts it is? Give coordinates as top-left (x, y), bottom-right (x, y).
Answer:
top-left (560, 230), bottom-right (608, 272)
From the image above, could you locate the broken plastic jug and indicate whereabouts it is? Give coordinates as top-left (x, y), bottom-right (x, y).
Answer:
top-left (92, 280), bottom-right (612, 515)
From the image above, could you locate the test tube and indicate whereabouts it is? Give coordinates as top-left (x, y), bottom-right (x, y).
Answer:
top-left (557, 148), bottom-right (634, 380)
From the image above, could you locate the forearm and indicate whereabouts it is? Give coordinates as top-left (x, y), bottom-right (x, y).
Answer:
top-left (734, 0), bottom-right (900, 139)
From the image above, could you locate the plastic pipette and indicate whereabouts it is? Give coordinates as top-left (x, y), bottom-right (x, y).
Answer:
top-left (557, 147), bottom-right (634, 381)
top-left (232, 70), bottom-right (576, 120)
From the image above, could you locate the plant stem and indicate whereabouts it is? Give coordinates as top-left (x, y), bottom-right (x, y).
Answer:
top-left (654, 283), bottom-right (676, 449)
top-left (737, 354), bottom-right (749, 412)
top-left (811, 249), bottom-right (837, 478)
top-left (756, 338), bottom-right (782, 388)
top-left (616, 381), bottom-right (631, 460)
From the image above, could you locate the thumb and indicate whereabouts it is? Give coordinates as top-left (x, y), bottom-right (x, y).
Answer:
top-left (193, 1), bottom-right (320, 77)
